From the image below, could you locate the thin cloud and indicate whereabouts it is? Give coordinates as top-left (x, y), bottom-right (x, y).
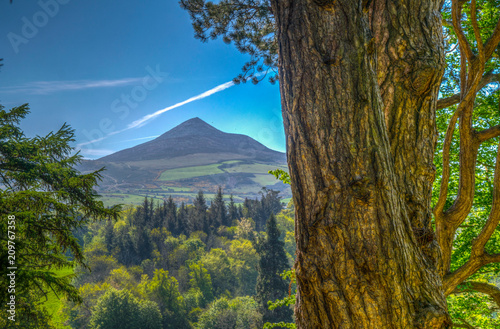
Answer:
top-left (80, 148), bottom-right (116, 157)
top-left (77, 79), bottom-right (236, 148)
top-left (118, 135), bottom-right (160, 143)
top-left (0, 78), bottom-right (144, 95)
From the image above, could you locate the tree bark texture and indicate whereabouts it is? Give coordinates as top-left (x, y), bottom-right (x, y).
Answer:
top-left (269, 0), bottom-right (451, 328)
top-left (369, 0), bottom-right (445, 264)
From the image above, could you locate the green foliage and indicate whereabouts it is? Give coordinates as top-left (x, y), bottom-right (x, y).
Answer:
top-left (201, 248), bottom-right (236, 298)
top-left (255, 214), bottom-right (293, 324)
top-left (195, 296), bottom-right (263, 329)
top-left (180, 0), bottom-right (277, 84)
top-left (89, 289), bottom-right (162, 329)
top-left (243, 188), bottom-right (283, 231)
top-left (191, 191), bottom-right (208, 233)
top-left (63, 282), bottom-right (111, 329)
top-left (141, 269), bottom-right (190, 329)
top-left (448, 289), bottom-right (500, 328)
top-left (209, 186), bottom-right (228, 229)
top-left (0, 290), bottom-right (56, 329)
top-left (268, 169), bottom-right (291, 185)
top-left (263, 322), bottom-right (297, 329)
top-left (189, 261), bottom-right (215, 307)
top-left (53, 184), bottom-right (290, 328)
top-left (228, 239), bottom-right (259, 296)
top-left (0, 105), bottom-right (120, 327)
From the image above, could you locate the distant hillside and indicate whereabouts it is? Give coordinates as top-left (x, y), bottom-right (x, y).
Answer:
top-left (78, 118), bottom-right (290, 205)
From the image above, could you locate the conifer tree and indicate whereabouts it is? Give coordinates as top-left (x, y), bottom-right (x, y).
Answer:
top-left (131, 197), bottom-right (154, 263)
top-left (228, 194), bottom-right (239, 224)
top-left (0, 104), bottom-right (120, 326)
top-left (209, 186), bottom-right (227, 229)
top-left (133, 197), bottom-right (153, 228)
top-left (165, 196), bottom-right (178, 234)
top-left (178, 201), bottom-right (188, 236)
top-left (134, 226), bottom-right (153, 264)
top-left (104, 219), bottom-right (115, 253)
top-left (255, 214), bottom-right (293, 325)
top-left (151, 199), bottom-right (164, 230)
top-left (192, 190), bottom-right (208, 233)
top-left (180, 0), bottom-right (500, 326)
top-left (115, 226), bottom-right (138, 266)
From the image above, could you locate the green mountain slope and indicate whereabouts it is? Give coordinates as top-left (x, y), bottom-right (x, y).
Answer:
top-left (78, 118), bottom-right (290, 205)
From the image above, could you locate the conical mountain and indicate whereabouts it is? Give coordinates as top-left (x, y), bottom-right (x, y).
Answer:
top-left (99, 117), bottom-right (284, 163)
top-left (78, 117), bottom-right (290, 202)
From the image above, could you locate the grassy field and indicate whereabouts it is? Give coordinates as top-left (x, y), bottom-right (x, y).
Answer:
top-left (97, 160), bottom-right (290, 207)
top-left (162, 186), bottom-right (192, 192)
top-left (99, 192), bottom-right (219, 207)
top-left (43, 267), bottom-right (74, 329)
top-left (251, 174), bottom-right (280, 187)
top-left (223, 162), bottom-right (287, 174)
top-left (158, 163), bottom-right (226, 181)
top-left (99, 193), bottom-right (162, 206)
top-left (158, 161), bottom-right (287, 182)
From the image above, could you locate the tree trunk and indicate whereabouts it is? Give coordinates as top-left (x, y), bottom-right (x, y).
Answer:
top-left (269, 0), bottom-right (451, 327)
top-left (369, 0), bottom-right (445, 265)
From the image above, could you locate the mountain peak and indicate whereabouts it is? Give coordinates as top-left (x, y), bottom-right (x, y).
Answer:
top-left (184, 117), bottom-right (204, 123)
top-left (157, 117), bottom-right (222, 139)
top-left (97, 116), bottom-right (285, 163)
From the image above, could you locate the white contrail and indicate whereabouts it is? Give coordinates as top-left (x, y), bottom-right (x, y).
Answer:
top-left (77, 80), bottom-right (235, 148)
top-left (0, 78), bottom-right (144, 94)
top-left (127, 80), bottom-right (235, 129)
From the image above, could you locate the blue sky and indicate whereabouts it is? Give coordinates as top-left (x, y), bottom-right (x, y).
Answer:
top-left (0, 0), bottom-right (285, 159)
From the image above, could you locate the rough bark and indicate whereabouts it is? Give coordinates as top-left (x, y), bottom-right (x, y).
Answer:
top-left (270, 0), bottom-right (450, 327)
top-left (369, 0), bottom-right (446, 265)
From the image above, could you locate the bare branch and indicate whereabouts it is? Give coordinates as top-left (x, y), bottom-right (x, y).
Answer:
top-left (476, 125), bottom-right (500, 143)
top-left (437, 72), bottom-right (500, 110)
top-left (470, 0), bottom-right (484, 63)
top-left (442, 60), bottom-right (486, 227)
top-left (460, 46), bottom-right (468, 99)
top-left (434, 109), bottom-right (460, 217)
top-left (452, 0), bottom-right (474, 63)
top-left (443, 143), bottom-right (500, 294)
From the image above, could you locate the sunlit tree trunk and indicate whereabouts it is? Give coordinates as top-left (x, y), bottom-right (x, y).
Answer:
top-left (269, 0), bottom-right (451, 327)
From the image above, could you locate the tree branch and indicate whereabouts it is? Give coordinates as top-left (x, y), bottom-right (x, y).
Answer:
top-left (434, 109), bottom-right (460, 217)
top-left (471, 142), bottom-right (500, 250)
top-left (437, 72), bottom-right (500, 109)
top-left (470, 0), bottom-right (484, 62)
top-left (476, 125), bottom-right (500, 143)
top-left (441, 111), bottom-right (479, 227)
top-left (443, 143), bottom-right (500, 294)
top-left (452, 0), bottom-right (474, 63)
